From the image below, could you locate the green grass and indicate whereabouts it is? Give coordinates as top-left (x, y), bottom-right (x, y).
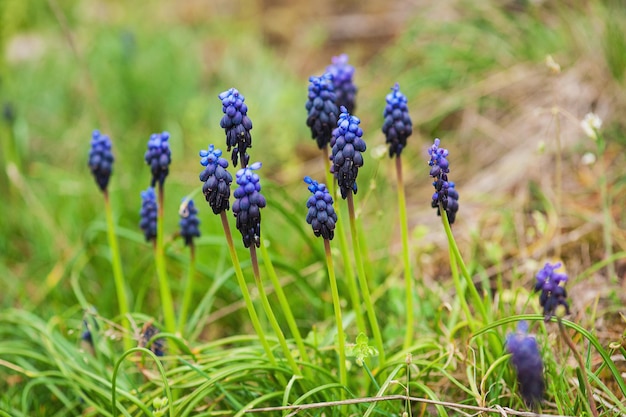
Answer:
top-left (1, 0), bottom-right (626, 416)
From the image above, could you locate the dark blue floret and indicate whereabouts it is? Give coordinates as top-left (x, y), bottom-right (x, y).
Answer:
top-left (534, 262), bottom-right (570, 320)
top-left (139, 187), bottom-right (158, 242)
top-left (306, 73), bottom-right (339, 149)
top-left (144, 131), bottom-right (171, 187)
top-left (330, 106), bottom-right (367, 199)
top-left (304, 176), bottom-right (338, 240)
top-left (232, 162), bottom-right (267, 248)
top-left (139, 323), bottom-right (166, 357)
top-left (428, 138), bottom-right (460, 224)
top-left (219, 88), bottom-right (253, 167)
top-left (88, 130), bottom-right (114, 192)
top-left (199, 145), bottom-right (233, 214)
top-left (326, 54), bottom-right (357, 113)
top-left (382, 83), bottom-right (413, 158)
top-left (179, 199), bottom-right (200, 246)
top-left (506, 321), bottom-right (545, 408)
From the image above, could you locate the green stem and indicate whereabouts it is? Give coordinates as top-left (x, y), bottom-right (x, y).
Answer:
top-left (156, 184), bottom-right (176, 334)
top-left (250, 245), bottom-right (301, 376)
top-left (347, 193), bottom-right (385, 365)
top-left (220, 212), bottom-right (277, 365)
top-left (447, 245), bottom-right (473, 332)
top-left (395, 156), bottom-right (414, 350)
top-left (324, 238), bottom-right (348, 390)
top-left (104, 191), bottom-right (132, 351)
top-left (177, 243), bottom-right (196, 336)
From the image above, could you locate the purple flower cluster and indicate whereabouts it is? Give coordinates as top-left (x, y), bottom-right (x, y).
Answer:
top-left (139, 187), bottom-right (158, 242)
top-left (330, 106), bottom-right (367, 199)
top-left (382, 83), bottom-right (413, 158)
top-left (199, 145), bottom-right (233, 214)
top-left (306, 73), bottom-right (339, 149)
top-left (88, 130), bottom-right (114, 192)
top-left (326, 54), bottom-right (357, 113)
top-left (506, 321), bottom-right (545, 407)
top-left (232, 162), bottom-right (267, 248)
top-left (179, 199), bottom-right (200, 246)
top-left (534, 262), bottom-right (570, 320)
top-left (304, 176), bottom-right (338, 240)
top-left (144, 131), bottom-right (172, 187)
top-left (219, 88), bottom-right (253, 168)
top-left (428, 138), bottom-right (460, 224)
top-left (139, 323), bottom-right (166, 357)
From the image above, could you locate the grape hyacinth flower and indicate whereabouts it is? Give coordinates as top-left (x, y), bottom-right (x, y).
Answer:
top-left (88, 130), bottom-right (114, 192)
top-left (179, 199), bottom-right (200, 246)
top-left (534, 262), bottom-right (570, 320)
top-left (144, 131), bottom-right (172, 187)
top-left (304, 176), bottom-right (338, 240)
top-left (428, 138), bottom-right (460, 224)
top-left (330, 106), bottom-right (367, 199)
top-left (506, 321), bottom-right (545, 407)
top-left (219, 88), bottom-right (253, 167)
top-left (306, 73), bottom-right (339, 149)
top-left (139, 187), bottom-right (158, 242)
top-left (382, 83), bottom-right (413, 158)
top-left (199, 145), bottom-right (233, 214)
top-left (139, 323), bottom-right (166, 357)
top-left (232, 162), bottom-right (267, 248)
top-left (326, 54), bottom-right (357, 113)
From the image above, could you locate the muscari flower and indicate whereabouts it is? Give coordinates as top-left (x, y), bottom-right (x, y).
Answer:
top-left (326, 54), bottom-right (357, 113)
top-left (88, 130), bottom-right (114, 192)
top-left (139, 323), bottom-right (166, 357)
top-left (139, 187), bottom-right (158, 242)
top-left (330, 106), bottom-right (367, 199)
top-left (534, 262), bottom-right (570, 320)
top-left (382, 83), bottom-right (413, 158)
top-left (199, 144), bottom-right (233, 214)
top-left (506, 321), bottom-right (545, 408)
top-left (145, 131), bottom-right (172, 187)
top-left (232, 162), bottom-right (267, 248)
top-left (428, 138), bottom-right (460, 224)
top-left (179, 199), bottom-right (200, 246)
top-left (304, 176), bottom-right (338, 240)
top-left (219, 88), bottom-right (253, 167)
top-left (306, 73), bottom-right (339, 149)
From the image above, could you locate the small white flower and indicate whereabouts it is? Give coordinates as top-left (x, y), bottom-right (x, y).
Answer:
top-left (581, 152), bottom-right (596, 165)
top-left (581, 112), bottom-right (602, 140)
top-left (371, 144), bottom-right (388, 160)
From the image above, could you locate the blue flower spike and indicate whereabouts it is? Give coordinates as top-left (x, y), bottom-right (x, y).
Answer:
top-left (304, 176), bottom-right (338, 240)
top-left (88, 130), bottom-right (114, 192)
top-left (326, 54), bottom-right (357, 113)
top-left (428, 138), bottom-right (460, 224)
top-left (506, 321), bottom-right (545, 407)
top-left (139, 187), bottom-right (158, 242)
top-left (199, 144), bottom-right (233, 214)
top-left (330, 106), bottom-right (367, 199)
top-left (382, 83), bottom-right (413, 158)
top-left (534, 262), bottom-right (570, 320)
top-left (232, 162), bottom-right (267, 248)
top-left (306, 73), bottom-right (339, 149)
top-left (144, 131), bottom-right (172, 187)
top-left (179, 198), bottom-right (200, 246)
top-left (219, 88), bottom-right (253, 167)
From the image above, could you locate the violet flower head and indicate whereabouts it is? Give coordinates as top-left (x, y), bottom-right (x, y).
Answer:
top-left (219, 88), bottom-right (253, 168)
top-left (144, 131), bottom-right (171, 187)
top-left (534, 262), bottom-right (570, 320)
top-left (382, 83), bottom-right (413, 158)
top-left (139, 323), bottom-right (166, 357)
top-left (330, 106), bottom-right (367, 199)
top-left (428, 138), bottom-right (460, 224)
top-left (326, 54), bottom-right (357, 113)
top-left (179, 199), bottom-right (200, 246)
top-left (304, 176), bottom-right (338, 240)
top-left (199, 144), bottom-right (233, 214)
top-left (139, 187), bottom-right (158, 242)
top-left (306, 73), bottom-right (339, 149)
top-left (506, 321), bottom-right (545, 408)
top-left (88, 130), bottom-right (114, 192)
top-left (232, 162), bottom-right (267, 248)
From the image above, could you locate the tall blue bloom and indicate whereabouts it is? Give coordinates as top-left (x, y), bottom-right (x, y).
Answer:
top-left (139, 187), bottom-right (158, 242)
top-left (179, 199), bottom-right (200, 246)
top-left (304, 176), bottom-right (338, 240)
top-left (88, 130), bottom-right (114, 192)
top-left (306, 73), bottom-right (339, 149)
top-left (534, 262), bottom-right (570, 320)
top-left (330, 106), bottom-right (366, 199)
top-left (428, 138), bottom-right (460, 224)
top-left (326, 54), bottom-right (357, 113)
top-left (199, 145), bottom-right (233, 214)
top-left (144, 131), bottom-right (172, 187)
top-left (232, 162), bottom-right (267, 248)
top-left (382, 83), bottom-right (413, 158)
top-left (506, 321), bottom-right (545, 407)
top-left (219, 88), bottom-right (253, 168)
